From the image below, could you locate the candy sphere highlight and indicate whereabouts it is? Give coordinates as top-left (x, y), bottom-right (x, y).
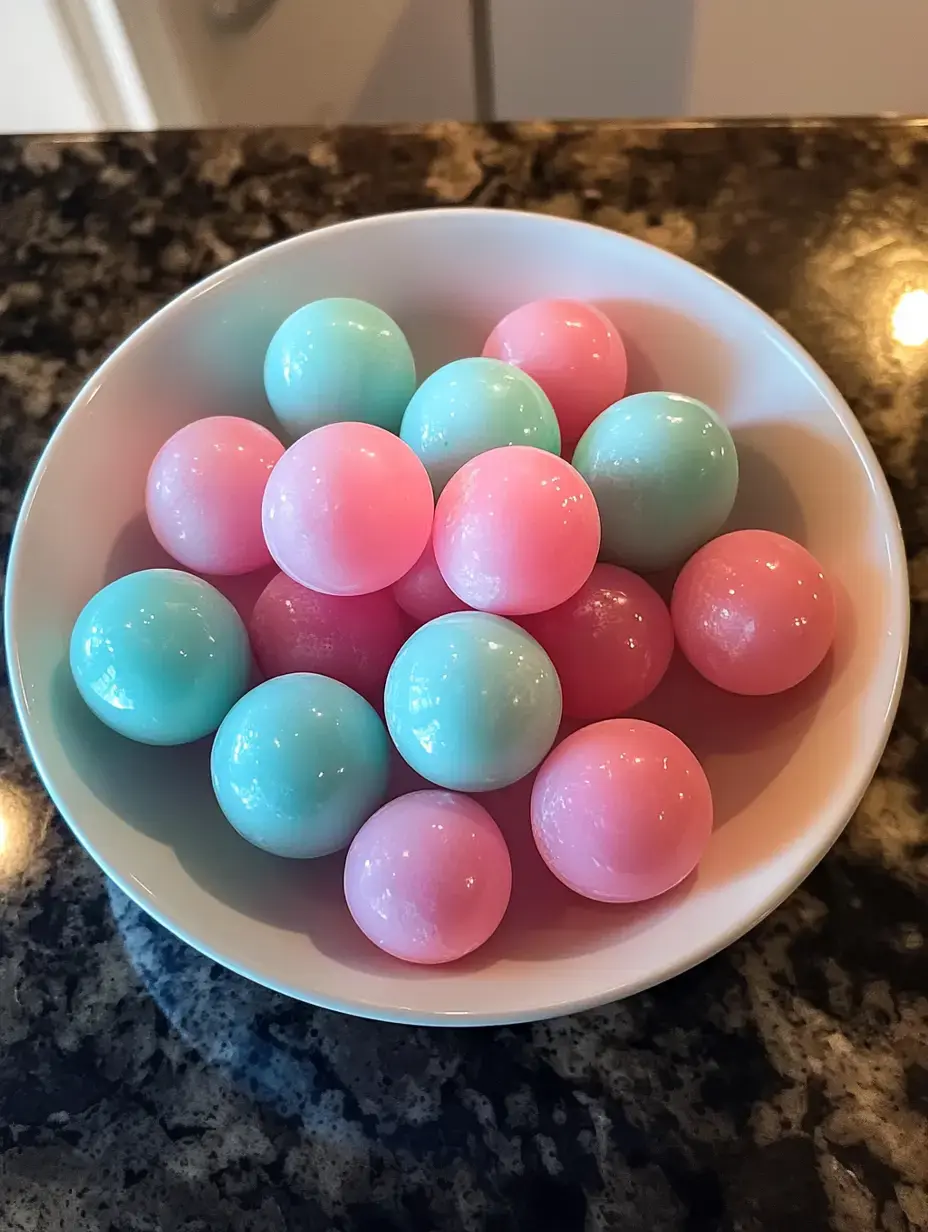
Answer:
top-left (392, 540), bottom-right (469, 625)
top-left (521, 563), bottom-right (673, 720)
top-left (572, 392), bottom-right (739, 572)
top-left (385, 611), bottom-right (562, 792)
top-left (262, 422), bottom-right (434, 596)
top-left (248, 571), bottom-right (407, 705)
top-left (433, 446), bottom-right (600, 616)
top-left (264, 298), bottom-right (415, 439)
top-left (400, 357), bottom-right (560, 494)
top-left (671, 529), bottom-right (836, 696)
top-left (483, 299), bottom-right (628, 447)
top-left (211, 673), bottom-right (390, 858)
top-left (146, 416), bottom-right (283, 576)
top-left (532, 719), bottom-right (713, 903)
top-left (69, 569), bottom-right (251, 745)
top-left (344, 791), bottom-right (512, 964)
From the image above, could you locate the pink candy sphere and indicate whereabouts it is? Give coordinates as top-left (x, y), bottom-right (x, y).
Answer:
top-left (672, 529), bottom-right (836, 696)
top-left (483, 299), bottom-right (628, 448)
top-left (532, 719), bottom-right (713, 903)
top-left (262, 422), bottom-right (434, 596)
top-left (344, 790), bottom-right (513, 964)
top-left (433, 446), bottom-right (601, 616)
top-left (146, 416), bottom-right (283, 575)
top-left (248, 571), bottom-right (408, 705)
top-left (521, 564), bottom-right (673, 720)
top-left (392, 540), bottom-right (469, 625)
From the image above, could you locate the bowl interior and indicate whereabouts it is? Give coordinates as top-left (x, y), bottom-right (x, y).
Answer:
top-left (6, 209), bottom-right (907, 1025)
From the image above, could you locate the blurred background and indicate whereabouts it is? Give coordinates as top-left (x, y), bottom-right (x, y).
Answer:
top-left (2, 0), bottom-right (928, 133)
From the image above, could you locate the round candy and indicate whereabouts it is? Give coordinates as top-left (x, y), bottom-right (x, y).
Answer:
top-left (571, 392), bottom-right (739, 572)
top-left (399, 357), bottom-right (560, 494)
top-left (263, 297), bottom-right (415, 439)
top-left (671, 529), bottom-right (836, 696)
top-left (262, 422), bottom-right (434, 596)
top-left (211, 673), bottom-right (390, 858)
top-left (532, 719), bottom-right (713, 903)
top-left (344, 791), bottom-right (512, 964)
top-left (146, 416), bottom-right (283, 576)
top-left (385, 611), bottom-right (562, 792)
top-left (433, 446), bottom-right (600, 616)
top-left (483, 299), bottom-right (628, 447)
top-left (69, 568), bottom-right (251, 745)
top-left (392, 539), bottom-right (469, 625)
top-left (520, 563), bottom-right (673, 720)
top-left (248, 571), bottom-right (408, 705)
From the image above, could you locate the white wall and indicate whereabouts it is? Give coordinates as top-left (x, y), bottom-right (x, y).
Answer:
top-left (0, 0), bottom-right (100, 133)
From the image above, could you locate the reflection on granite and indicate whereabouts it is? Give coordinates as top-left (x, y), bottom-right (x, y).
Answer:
top-left (0, 122), bottom-right (926, 1231)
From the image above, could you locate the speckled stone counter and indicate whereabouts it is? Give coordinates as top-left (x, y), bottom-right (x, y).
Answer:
top-left (0, 122), bottom-right (926, 1232)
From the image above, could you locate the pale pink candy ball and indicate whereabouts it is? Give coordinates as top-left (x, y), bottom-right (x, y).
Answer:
top-left (672, 529), bottom-right (836, 696)
top-left (483, 299), bottom-right (628, 448)
top-left (344, 790), bottom-right (512, 965)
top-left (392, 540), bottom-right (469, 625)
top-left (248, 571), bottom-right (407, 705)
top-left (532, 719), bottom-right (713, 903)
top-left (262, 422), bottom-right (434, 596)
top-left (433, 445), bottom-right (601, 616)
top-left (146, 416), bottom-right (283, 575)
top-left (520, 563), bottom-right (673, 720)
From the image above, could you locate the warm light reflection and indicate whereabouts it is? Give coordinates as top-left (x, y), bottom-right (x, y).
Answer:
top-left (0, 783), bottom-right (36, 883)
top-left (892, 289), bottom-right (928, 346)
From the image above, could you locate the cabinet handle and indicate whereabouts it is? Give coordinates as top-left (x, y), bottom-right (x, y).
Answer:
top-left (206, 0), bottom-right (279, 34)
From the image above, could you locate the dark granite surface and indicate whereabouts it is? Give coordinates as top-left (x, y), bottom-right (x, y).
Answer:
top-left (0, 121), bottom-right (926, 1231)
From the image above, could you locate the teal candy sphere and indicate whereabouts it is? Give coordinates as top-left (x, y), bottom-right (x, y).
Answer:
top-left (571, 391), bottom-right (739, 572)
top-left (211, 673), bottom-right (390, 858)
top-left (264, 297), bottom-right (416, 439)
top-left (400, 357), bottom-right (561, 494)
top-left (69, 568), bottom-right (251, 745)
top-left (385, 611), bottom-right (562, 792)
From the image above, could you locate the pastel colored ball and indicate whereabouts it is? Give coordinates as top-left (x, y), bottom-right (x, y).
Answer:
top-left (385, 611), bottom-right (562, 792)
top-left (571, 392), bottom-right (739, 572)
top-left (211, 673), bottom-right (390, 858)
top-left (263, 297), bottom-right (415, 439)
top-left (392, 540), bottom-right (469, 625)
top-left (483, 299), bottom-right (628, 447)
top-left (69, 568), bottom-right (251, 746)
top-left (520, 563), bottom-right (673, 720)
top-left (344, 791), bottom-right (512, 964)
top-left (433, 446), bottom-right (600, 616)
top-left (671, 529), bottom-right (836, 696)
top-left (248, 571), bottom-right (408, 705)
top-left (262, 422), bottom-right (434, 596)
top-left (400, 357), bottom-right (560, 494)
top-left (532, 719), bottom-right (713, 903)
top-left (146, 416), bottom-right (283, 576)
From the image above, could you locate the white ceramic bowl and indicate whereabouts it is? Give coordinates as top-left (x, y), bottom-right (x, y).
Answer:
top-left (6, 209), bottom-right (908, 1025)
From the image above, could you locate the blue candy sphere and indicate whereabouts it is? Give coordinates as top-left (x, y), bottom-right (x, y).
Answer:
top-left (264, 297), bottom-right (416, 439)
top-left (385, 611), bottom-right (562, 792)
top-left (69, 568), bottom-right (251, 745)
top-left (400, 357), bottom-right (561, 494)
top-left (211, 673), bottom-right (390, 858)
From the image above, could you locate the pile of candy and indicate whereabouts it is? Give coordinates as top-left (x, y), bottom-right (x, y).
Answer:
top-left (70, 297), bottom-right (836, 966)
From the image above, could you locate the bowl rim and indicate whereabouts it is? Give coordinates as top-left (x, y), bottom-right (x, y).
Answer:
top-left (5, 206), bottom-right (910, 1025)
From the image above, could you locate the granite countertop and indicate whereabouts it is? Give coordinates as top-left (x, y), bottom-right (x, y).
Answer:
top-left (0, 121), bottom-right (926, 1231)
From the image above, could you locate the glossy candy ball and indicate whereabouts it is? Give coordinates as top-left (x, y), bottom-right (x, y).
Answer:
top-left (248, 571), bottom-right (408, 705)
top-left (483, 299), bottom-right (628, 447)
top-left (433, 446), bottom-right (600, 616)
top-left (344, 791), bottom-right (512, 964)
top-left (671, 529), bottom-right (836, 696)
top-left (69, 568), bottom-right (251, 745)
top-left (263, 297), bottom-right (415, 439)
top-left (521, 563), bottom-right (673, 720)
top-left (400, 357), bottom-right (560, 494)
top-left (392, 540), bottom-right (469, 625)
top-left (146, 416), bottom-right (283, 576)
top-left (385, 611), bottom-right (562, 792)
top-left (532, 719), bottom-right (713, 903)
top-left (211, 673), bottom-right (390, 858)
top-left (572, 392), bottom-right (739, 572)
top-left (262, 422), bottom-right (434, 596)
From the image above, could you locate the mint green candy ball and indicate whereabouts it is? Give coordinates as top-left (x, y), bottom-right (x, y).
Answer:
top-left (571, 392), bottom-right (739, 572)
top-left (400, 357), bottom-right (560, 494)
